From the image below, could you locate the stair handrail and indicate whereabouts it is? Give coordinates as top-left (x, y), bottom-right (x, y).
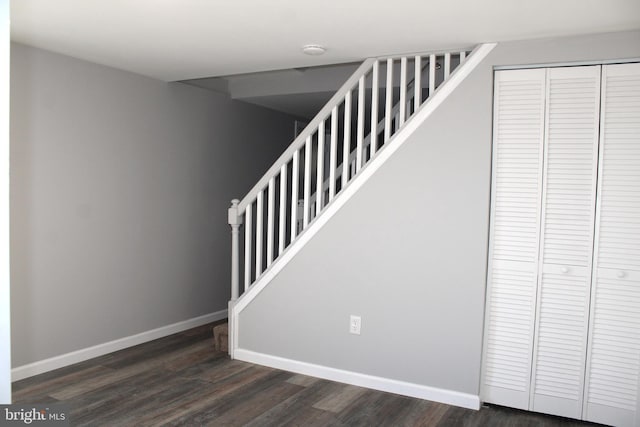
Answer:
top-left (237, 49), bottom-right (469, 215)
top-left (307, 56), bottom-right (433, 213)
top-left (237, 58), bottom-right (377, 214)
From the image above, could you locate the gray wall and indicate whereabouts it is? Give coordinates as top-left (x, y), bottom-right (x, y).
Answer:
top-left (10, 43), bottom-right (296, 367)
top-left (238, 31), bottom-right (640, 396)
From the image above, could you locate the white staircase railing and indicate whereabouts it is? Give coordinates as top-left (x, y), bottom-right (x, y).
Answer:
top-left (306, 56), bottom-right (436, 221)
top-left (228, 49), bottom-right (473, 303)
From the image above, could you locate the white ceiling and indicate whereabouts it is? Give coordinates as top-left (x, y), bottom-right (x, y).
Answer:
top-left (184, 62), bottom-right (360, 118)
top-left (10, 0), bottom-right (640, 82)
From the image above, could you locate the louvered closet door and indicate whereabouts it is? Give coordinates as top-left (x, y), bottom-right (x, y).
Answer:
top-left (482, 69), bottom-right (546, 409)
top-left (530, 66), bottom-right (601, 419)
top-left (583, 62), bottom-right (640, 427)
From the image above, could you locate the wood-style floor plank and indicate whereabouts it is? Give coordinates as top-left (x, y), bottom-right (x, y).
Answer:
top-left (286, 373), bottom-right (320, 387)
top-left (399, 400), bottom-right (451, 427)
top-left (244, 378), bottom-right (345, 427)
top-left (137, 366), bottom-right (280, 426)
top-left (313, 384), bottom-right (366, 413)
top-left (12, 322), bottom-right (602, 426)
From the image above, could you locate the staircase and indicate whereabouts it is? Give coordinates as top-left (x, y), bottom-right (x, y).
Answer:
top-left (227, 44), bottom-right (496, 358)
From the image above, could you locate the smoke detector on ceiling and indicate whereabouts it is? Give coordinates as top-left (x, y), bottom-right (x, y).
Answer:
top-left (302, 44), bottom-right (326, 56)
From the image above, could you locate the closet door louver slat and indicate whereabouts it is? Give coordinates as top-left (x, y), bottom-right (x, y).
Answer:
top-left (481, 69), bottom-right (546, 410)
top-left (583, 62), bottom-right (640, 427)
top-left (530, 65), bottom-right (601, 419)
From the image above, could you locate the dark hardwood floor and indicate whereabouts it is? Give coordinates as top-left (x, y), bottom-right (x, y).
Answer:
top-left (12, 322), bottom-right (601, 426)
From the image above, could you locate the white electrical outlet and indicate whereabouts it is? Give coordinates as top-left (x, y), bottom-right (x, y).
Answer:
top-left (349, 315), bottom-right (361, 335)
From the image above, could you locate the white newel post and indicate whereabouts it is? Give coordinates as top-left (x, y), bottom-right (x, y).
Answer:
top-left (228, 199), bottom-right (242, 301)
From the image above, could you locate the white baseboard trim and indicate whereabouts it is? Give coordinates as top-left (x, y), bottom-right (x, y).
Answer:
top-left (234, 348), bottom-right (481, 410)
top-left (11, 309), bottom-right (227, 382)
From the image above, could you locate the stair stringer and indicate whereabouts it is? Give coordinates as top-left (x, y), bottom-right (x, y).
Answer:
top-left (229, 42), bottom-right (497, 362)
